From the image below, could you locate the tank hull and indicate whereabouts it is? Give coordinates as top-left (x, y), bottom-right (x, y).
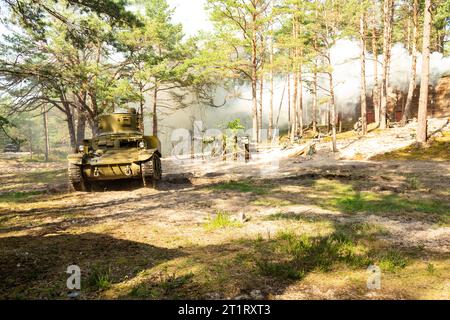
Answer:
top-left (69, 149), bottom-right (158, 181)
top-left (67, 109), bottom-right (162, 191)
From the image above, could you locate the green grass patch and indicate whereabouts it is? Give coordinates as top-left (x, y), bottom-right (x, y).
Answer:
top-left (333, 192), bottom-right (448, 215)
top-left (21, 151), bottom-right (68, 163)
top-left (87, 266), bottom-right (112, 291)
top-left (203, 211), bottom-right (243, 231)
top-left (406, 176), bottom-right (421, 190)
top-left (255, 230), bottom-right (372, 280)
top-left (129, 272), bottom-right (194, 299)
top-left (345, 222), bottom-right (390, 238)
top-left (312, 179), bottom-right (449, 216)
top-left (0, 191), bottom-right (45, 203)
top-left (211, 180), bottom-right (269, 195)
top-left (436, 215), bottom-right (450, 227)
top-left (322, 130), bottom-right (358, 142)
top-left (426, 263), bottom-right (436, 275)
top-left (129, 285), bottom-right (161, 299)
top-left (252, 198), bottom-right (293, 207)
top-left (257, 260), bottom-right (306, 280)
top-left (322, 124), bottom-right (380, 143)
top-left (264, 212), bottom-right (328, 225)
top-left (26, 169), bottom-right (67, 184)
top-left (253, 227), bottom-right (411, 281)
top-left (378, 250), bottom-right (409, 273)
top-left (265, 212), bottom-right (306, 221)
top-left (314, 179), bottom-right (353, 193)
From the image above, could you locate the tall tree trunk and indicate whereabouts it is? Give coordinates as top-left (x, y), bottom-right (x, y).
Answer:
top-left (329, 71), bottom-right (337, 152)
top-left (312, 63), bottom-right (318, 133)
top-left (296, 20), bottom-right (303, 137)
top-left (290, 71), bottom-right (297, 143)
top-left (372, 11), bottom-right (380, 125)
top-left (139, 94), bottom-right (144, 119)
top-left (76, 109), bottom-right (86, 146)
top-left (360, 12), bottom-right (368, 135)
top-left (268, 26), bottom-right (274, 141)
top-left (406, 15), bottom-right (411, 54)
top-left (63, 102), bottom-right (77, 152)
top-left (298, 60), bottom-right (303, 137)
top-left (88, 91), bottom-right (99, 136)
top-left (28, 127), bottom-right (33, 159)
top-left (290, 16), bottom-right (298, 143)
top-left (259, 77), bottom-right (263, 143)
top-left (251, 12), bottom-right (258, 143)
top-left (287, 72), bottom-right (291, 137)
top-left (87, 40), bottom-right (102, 137)
top-left (139, 82), bottom-right (145, 131)
top-left (43, 105), bottom-right (49, 162)
top-left (153, 84), bottom-right (158, 137)
top-left (437, 30), bottom-right (445, 54)
top-left (417, 0), bottom-right (432, 144)
top-left (58, 89), bottom-right (77, 151)
top-left (380, 0), bottom-right (393, 129)
top-left (401, 0), bottom-right (418, 127)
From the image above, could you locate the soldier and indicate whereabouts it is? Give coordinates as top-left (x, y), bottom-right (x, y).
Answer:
top-left (353, 117), bottom-right (363, 135)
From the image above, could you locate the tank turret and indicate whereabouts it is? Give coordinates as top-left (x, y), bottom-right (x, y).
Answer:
top-left (97, 108), bottom-right (143, 135)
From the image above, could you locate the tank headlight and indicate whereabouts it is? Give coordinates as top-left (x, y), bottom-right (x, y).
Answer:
top-left (78, 145), bottom-right (84, 153)
top-left (139, 141), bottom-right (145, 149)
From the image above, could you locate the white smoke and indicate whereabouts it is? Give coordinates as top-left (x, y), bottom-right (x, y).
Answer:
top-left (155, 39), bottom-right (450, 156)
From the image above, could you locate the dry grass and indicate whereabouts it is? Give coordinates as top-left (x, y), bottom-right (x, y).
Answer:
top-left (371, 132), bottom-right (450, 161)
top-left (322, 123), bottom-right (381, 143)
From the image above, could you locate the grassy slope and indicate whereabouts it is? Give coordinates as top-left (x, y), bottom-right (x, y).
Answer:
top-left (371, 131), bottom-right (450, 161)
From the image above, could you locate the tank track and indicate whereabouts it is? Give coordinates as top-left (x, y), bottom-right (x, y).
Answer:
top-left (141, 154), bottom-right (162, 188)
top-left (68, 162), bottom-right (89, 191)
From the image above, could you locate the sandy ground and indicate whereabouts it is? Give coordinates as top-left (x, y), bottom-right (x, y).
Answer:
top-left (0, 119), bottom-right (449, 300)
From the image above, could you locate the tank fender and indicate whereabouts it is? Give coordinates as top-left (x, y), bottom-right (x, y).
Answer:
top-left (67, 154), bottom-right (84, 165)
top-left (138, 149), bottom-right (159, 162)
top-left (144, 136), bottom-right (161, 154)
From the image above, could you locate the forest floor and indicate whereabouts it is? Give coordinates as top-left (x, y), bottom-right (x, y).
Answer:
top-left (0, 118), bottom-right (449, 300)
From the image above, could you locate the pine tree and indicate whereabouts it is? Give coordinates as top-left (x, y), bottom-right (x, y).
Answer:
top-left (360, 9), bottom-right (368, 135)
top-left (380, 0), bottom-right (394, 130)
top-left (401, 0), bottom-right (418, 127)
top-left (416, 0), bottom-right (432, 144)
top-left (205, 0), bottom-right (272, 143)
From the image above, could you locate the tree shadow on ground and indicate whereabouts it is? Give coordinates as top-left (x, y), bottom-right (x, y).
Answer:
top-left (248, 165), bottom-right (450, 224)
top-left (91, 173), bottom-right (194, 192)
top-left (122, 222), bottom-right (449, 300)
top-left (0, 225), bottom-right (446, 300)
top-left (0, 176), bottom-right (198, 234)
top-left (0, 233), bottom-right (184, 299)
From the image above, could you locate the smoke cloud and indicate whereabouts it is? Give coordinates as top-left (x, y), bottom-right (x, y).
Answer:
top-left (153, 39), bottom-right (450, 156)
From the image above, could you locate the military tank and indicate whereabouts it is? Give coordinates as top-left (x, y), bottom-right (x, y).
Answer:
top-left (67, 108), bottom-right (162, 191)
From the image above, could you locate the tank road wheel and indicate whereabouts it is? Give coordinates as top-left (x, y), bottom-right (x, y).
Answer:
top-left (68, 163), bottom-right (90, 192)
top-left (141, 155), bottom-right (162, 188)
top-left (141, 158), bottom-right (153, 188)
